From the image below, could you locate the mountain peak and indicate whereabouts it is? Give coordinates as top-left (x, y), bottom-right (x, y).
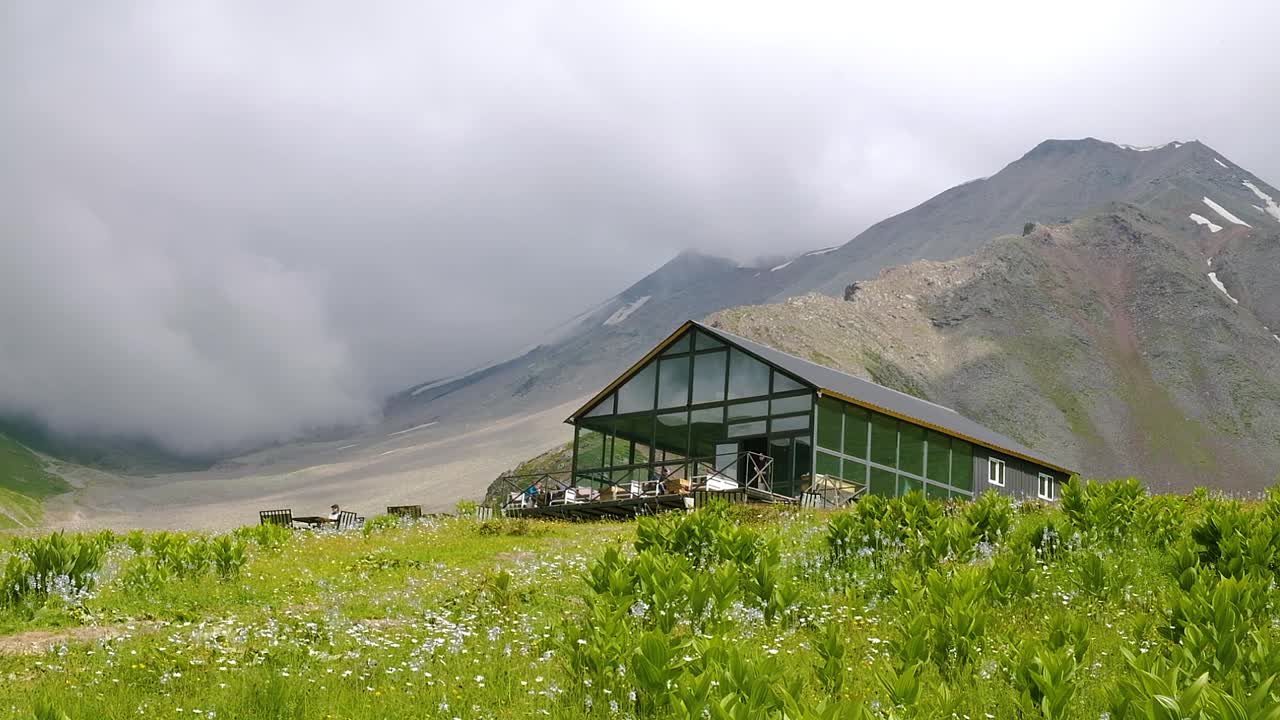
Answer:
top-left (1022, 137), bottom-right (1195, 159)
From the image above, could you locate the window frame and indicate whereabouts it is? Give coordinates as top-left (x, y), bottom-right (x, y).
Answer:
top-left (1037, 472), bottom-right (1055, 501)
top-left (987, 457), bottom-right (1006, 487)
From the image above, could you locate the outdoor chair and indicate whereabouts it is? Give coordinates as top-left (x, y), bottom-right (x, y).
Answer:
top-left (507, 490), bottom-right (533, 509)
top-left (336, 510), bottom-right (359, 531)
top-left (387, 504), bottom-right (423, 519)
top-left (550, 486), bottom-right (584, 505)
top-left (259, 509), bottom-right (294, 528)
top-left (614, 480), bottom-right (643, 500)
top-left (703, 473), bottom-right (740, 492)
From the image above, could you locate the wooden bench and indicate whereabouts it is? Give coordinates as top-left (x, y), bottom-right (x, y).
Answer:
top-left (259, 509), bottom-right (294, 528)
top-left (336, 510), bottom-right (361, 531)
top-left (386, 505), bottom-right (423, 519)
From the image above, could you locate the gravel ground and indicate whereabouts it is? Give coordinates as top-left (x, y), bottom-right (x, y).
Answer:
top-left (39, 399), bottom-right (580, 532)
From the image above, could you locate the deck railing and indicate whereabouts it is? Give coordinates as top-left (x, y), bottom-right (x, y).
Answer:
top-left (492, 451), bottom-right (775, 511)
top-left (801, 473), bottom-right (868, 509)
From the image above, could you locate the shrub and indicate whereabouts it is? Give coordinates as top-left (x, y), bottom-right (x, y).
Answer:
top-left (1013, 639), bottom-right (1080, 720)
top-left (211, 535), bottom-right (249, 579)
top-left (233, 523), bottom-right (292, 550)
top-left (964, 491), bottom-right (1013, 543)
top-left (362, 514), bottom-right (400, 536)
top-left (2, 532), bottom-right (106, 608)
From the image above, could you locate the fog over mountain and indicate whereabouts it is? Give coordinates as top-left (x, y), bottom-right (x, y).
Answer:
top-left (3, 0), bottom-right (1279, 455)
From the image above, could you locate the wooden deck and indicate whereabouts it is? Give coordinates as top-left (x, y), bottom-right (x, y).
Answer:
top-left (505, 488), bottom-right (795, 521)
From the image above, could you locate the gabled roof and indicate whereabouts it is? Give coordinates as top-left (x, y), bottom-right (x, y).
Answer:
top-left (568, 320), bottom-right (1074, 475)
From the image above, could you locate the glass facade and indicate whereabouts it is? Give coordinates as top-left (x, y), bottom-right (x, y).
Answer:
top-left (812, 396), bottom-right (976, 499)
top-left (573, 326), bottom-right (993, 502)
top-left (573, 328), bottom-right (814, 495)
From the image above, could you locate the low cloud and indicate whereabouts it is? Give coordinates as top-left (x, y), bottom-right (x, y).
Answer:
top-left (3, 0), bottom-right (1278, 455)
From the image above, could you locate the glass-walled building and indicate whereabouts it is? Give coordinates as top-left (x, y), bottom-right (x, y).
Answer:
top-left (567, 321), bottom-right (1073, 502)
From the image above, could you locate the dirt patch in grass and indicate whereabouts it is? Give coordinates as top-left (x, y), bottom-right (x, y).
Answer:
top-left (0, 623), bottom-right (153, 656)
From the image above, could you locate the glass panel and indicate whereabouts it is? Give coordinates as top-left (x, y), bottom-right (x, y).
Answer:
top-left (611, 467), bottom-right (640, 489)
top-left (869, 413), bottom-right (898, 468)
top-left (616, 363), bottom-right (656, 414)
top-left (794, 437), bottom-right (811, 490)
top-left (840, 457), bottom-right (865, 483)
top-left (770, 414), bottom-right (810, 433)
top-left (769, 437), bottom-right (792, 495)
top-left (772, 371), bottom-right (805, 394)
top-left (816, 397), bottom-right (843, 452)
top-left (899, 475), bottom-right (923, 496)
top-left (657, 357), bottom-right (691, 409)
top-left (726, 400), bottom-right (769, 421)
top-left (869, 466), bottom-right (896, 496)
top-left (899, 424), bottom-right (925, 477)
top-left (661, 332), bottom-right (692, 356)
top-left (632, 442), bottom-right (652, 465)
top-left (715, 443), bottom-right (739, 481)
top-left (689, 407), bottom-right (726, 458)
top-left (579, 413), bottom-right (614, 434)
top-left (585, 393), bottom-right (615, 417)
top-left (601, 433), bottom-right (614, 469)
top-left (654, 411), bottom-right (689, 455)
top-left (770, 393), bottom-right (812, 416)
top-left (695, 330), bottom-right (726, 351)
top-left (926, 482), bottom-right (950, 500)
top-left (575, 427), bottom-right (606, 469)
top-left (691, 351), bottom-right (728, 404)
top-left (726, 420), bottom-right (767, 438)
top-left (728, 349), bottom-right (771, 399)
top-left (925, 431), bottom-right (950, 483)
top-left (843, 406), bottom-right (868, 460)
top-left (815, 451), bottom-right (841, 477)
top-left (614, 414), bottom-right (653, 448)
top-left (951, 441), bottom-right (974, 492)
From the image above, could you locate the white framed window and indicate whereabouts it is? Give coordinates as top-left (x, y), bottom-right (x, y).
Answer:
top-left (987, 457), bottom-right (1005, 487)
top-left (1038, 473), bottom-right (1056, 501)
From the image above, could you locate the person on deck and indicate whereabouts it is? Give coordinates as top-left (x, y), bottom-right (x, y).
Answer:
top-left (328, 504), bottom-right (341, 521)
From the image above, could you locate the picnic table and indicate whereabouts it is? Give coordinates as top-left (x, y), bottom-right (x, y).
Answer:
top-left (293, 515), bottom-right (336, 528)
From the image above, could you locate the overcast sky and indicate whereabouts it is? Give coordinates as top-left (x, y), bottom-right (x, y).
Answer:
top-left (3, 0), bottom-right (1279, 455)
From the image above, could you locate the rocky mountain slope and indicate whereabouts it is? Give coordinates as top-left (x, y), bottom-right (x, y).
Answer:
top-left (389, 139), bottom-right (1280, 448)
top-left (708, 200), bottom-right (1280, 491)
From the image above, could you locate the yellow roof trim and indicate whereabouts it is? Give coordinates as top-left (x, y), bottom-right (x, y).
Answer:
top-left (819, 388), bottom-right (1075, 476)
top-left (564, 321), bottom-right (697, 423)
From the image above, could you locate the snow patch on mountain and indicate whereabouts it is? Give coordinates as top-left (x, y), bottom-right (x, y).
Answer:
top-left (803, 247), bottom-right (840, 258)
top-left (603, 296), bottom-right (651, 326)
top-left (1214, 158), bottom-right (1229, 169)
top-left (1208, 272), bottom-right (1239, 304)
top-left (387, 421), bottom-right (437, 436)
top-left (1189, 213), bottom-right (1223, 233)
top-left (1112, 141), bottom-right (1181, 152)
top-left (770, 260), bottom-right (794, 272)
top-left (1203, 197), bottom-right (1252, 227)
top-left (1242, 181), bottom-right (1280, 223)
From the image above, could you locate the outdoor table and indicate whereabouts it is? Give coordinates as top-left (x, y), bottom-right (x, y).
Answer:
top-left (293, 515), bottom-right (337, 528)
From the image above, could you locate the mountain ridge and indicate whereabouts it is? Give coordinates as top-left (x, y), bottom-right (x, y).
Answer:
top-left (386, 138), bottom-right (1279, 429)
top-left (704, 199), bottom-right (1280, 491)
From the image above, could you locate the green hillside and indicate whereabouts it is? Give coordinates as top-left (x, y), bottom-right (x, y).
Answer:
top-left (4, 483), bottom-right (1280, 718)
top-left (0, 433), bottom-right (70, 528)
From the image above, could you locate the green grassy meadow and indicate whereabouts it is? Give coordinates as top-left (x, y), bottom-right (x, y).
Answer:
top-left (0, 434), bottom-right (70, 530)
top-left (3, 480), bottom-right (1280, 719)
